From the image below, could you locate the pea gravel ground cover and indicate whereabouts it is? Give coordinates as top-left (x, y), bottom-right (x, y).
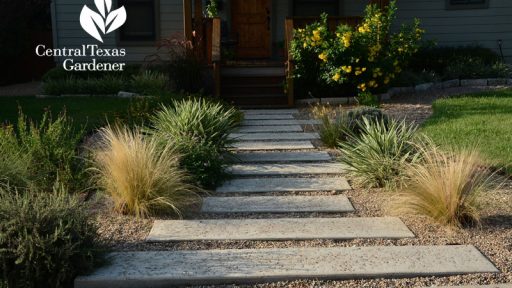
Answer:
top-left (91, 88), bottom-right (512, 287)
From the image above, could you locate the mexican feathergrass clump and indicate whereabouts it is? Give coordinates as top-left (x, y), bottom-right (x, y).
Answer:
top-left (338, 117), bottom-right (420, 188)
top-left (392, 144), bottom-right (499, 228)
top-left (90, 125), bottom-right (199, 218)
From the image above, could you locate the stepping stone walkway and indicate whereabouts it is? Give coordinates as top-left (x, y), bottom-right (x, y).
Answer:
top-left (77, 109), bottom-right (498, 287)
top-left (147, 217), bottom-right (414, 241)
top-left (201, 195), bottom-right (354, 213)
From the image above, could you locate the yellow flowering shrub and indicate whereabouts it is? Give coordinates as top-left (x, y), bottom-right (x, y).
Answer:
top-left (290, 1), bottom-right (424, 96)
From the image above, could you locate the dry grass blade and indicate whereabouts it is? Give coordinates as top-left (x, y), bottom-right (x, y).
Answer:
top-left (392, 144), bottom-right (501, 228)
top-left (90, 125), bottom-right (200, 218)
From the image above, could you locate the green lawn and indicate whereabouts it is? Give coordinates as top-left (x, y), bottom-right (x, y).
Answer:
top-left (0, 96), bottom-right (133, 131)
top-left (421, 89), bottom-right (512, 174)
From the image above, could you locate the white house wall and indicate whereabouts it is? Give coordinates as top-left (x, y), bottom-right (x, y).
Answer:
top-left (52, 0), bottom-right (183, 63)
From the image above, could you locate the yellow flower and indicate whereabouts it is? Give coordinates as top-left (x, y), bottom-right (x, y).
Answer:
top-left (312, 29), bottom-right (321, 41)
top-left (358, 24), bottom-right (370, 34)
top-left (362, 67), bottom-right (367, 72)
top-left (369, 80), bottom-right (378, 88)
top-left (341, 32), bottom-right (352, 48)
top-left (356, 58), bottom-right (360, 63)
top-left (358, 83), bottom-right (367, 91)
top-left (341, 65), bottom-right (352, 73)
top-left (332, 73), bottom-right (341, 82)
top-left (318, 52), bottom-right (328, 62)
top-left (355, 70), bottom-right (362, 76)
top-left (303, 42), bottom-right (308, 48)
top-left (384, 77), bottom-right (390, 84)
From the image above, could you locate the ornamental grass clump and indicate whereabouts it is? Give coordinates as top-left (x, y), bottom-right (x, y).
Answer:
top-left (291, 0), bottom-right (423, 97)
top-left (338, 117), bottom-right (420, 188)
top-left (150, 98), bottom-right (242, 188)
top-left (90, 125), bottom-right (199, 218)
top-left (311, 104), bottom-right (350, 148)
top-left (392, 145), bottom-right (499, 227)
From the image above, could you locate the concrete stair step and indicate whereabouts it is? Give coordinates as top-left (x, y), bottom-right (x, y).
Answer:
top-left (75, 245), bottom-right (498, 287)
top-left (216, 177), bottom-right (350, 193)
top-left (201, 195), bottom-right (354, 213)
top-left (236, 125), bottom-right (303, 133)
top-left (232, 141), bottom-right (315, 151)
top-left (242, 109), bottom-right (299, 115)
top-left (242, 119), bottom-right (321, 126)
top-left (231, 151), bottom-right (332, 163)
top-left (243, 114), bottom-right (294, 120)
top-left (228, 163), bottom-right (345, 176)
top-left (230, 132), bottom-right (319, 141)
top-left (146, 217), bottom-right (414, 242)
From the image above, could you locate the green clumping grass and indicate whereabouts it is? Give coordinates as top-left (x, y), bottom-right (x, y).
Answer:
top-left (421, 89), bottom-right (512, 174)
top-left (339, 117), bottom-right (420, 189)
top-left (150, 98), bottom-right (241, 188)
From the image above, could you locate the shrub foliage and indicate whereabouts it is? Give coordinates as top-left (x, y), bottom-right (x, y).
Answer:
top-left (0, 186), bottom-right (100, 288)
top-left (291, 1), bottom-right (423, 97)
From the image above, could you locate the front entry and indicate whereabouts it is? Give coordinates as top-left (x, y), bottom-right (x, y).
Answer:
top-left (231, 0), bottom-right (272, 59)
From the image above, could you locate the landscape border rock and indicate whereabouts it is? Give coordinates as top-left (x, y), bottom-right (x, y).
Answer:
top-left (296, 78), bottom-right (511, 105)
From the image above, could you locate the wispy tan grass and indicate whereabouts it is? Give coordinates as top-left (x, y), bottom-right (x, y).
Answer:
top-left (90, 125), bottom-right (200, 218)
top-left (391, 143), bottom-right (501, 228)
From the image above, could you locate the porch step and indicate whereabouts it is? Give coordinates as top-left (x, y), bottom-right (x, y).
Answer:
top-left (75, 246), bottom-right (498, 287)
top-left (146, 217), bottom-right (414, 242)
top-left (201, 195), bottom-right (354, 213)
top-left (223, 83), bottom-right (284, 96)
top-left (242, 119), bottom-right (321, 126)
top-left (230, 151), bottom-right (332, 163)
top-left (241, 109), bottom-right (299, 115)
top-left (216, 177), bottom-right (351, 193)
top-left (228, 163), bottom-right (345, 176)
top-left (221, 66), bottom-right (286, 77)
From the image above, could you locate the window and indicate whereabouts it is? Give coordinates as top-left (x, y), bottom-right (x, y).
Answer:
top-left (293, 0), bottom-right (339, 17)
top-left (118, 0), bottom-right (159, 43)
top-left (446, 0), bottom-right (489, 10)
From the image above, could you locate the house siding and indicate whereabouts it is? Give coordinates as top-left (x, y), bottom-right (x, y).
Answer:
top-left (52, 0), bottom-right (183, 63)
top-left (52, 0), bottom-right (512, 63)
top-left (394, 0), bottom-right (512, 62)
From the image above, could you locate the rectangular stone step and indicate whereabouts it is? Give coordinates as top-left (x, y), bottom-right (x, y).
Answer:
top-left (201, 195), bottom-right (354, 213)
top-left (147, 217), bottom-right (414, 242)
top-left (242, 109), bottom-right (299, 115)
top-left (243, 119), bottom-right (321, 126)
top-left (232, 141), bottom-right (315, 151)
top-left (231, 151), bottom-right (332, 163)
top-left (75, 245), bottom-right (498, 287)
top-left (236, 125), bottom-right (303, 133)
top-left (230, 132), bottom-right (319, 141)
top-left (243, 114), bottom-right (294, 120)
top-left (216, 177), bottom-right (350, 193)
top-left (228, 163), bottom-right (345, 176)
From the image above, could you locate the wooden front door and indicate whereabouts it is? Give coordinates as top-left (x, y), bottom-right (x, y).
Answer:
top-left (231, 0), bottom-right (272, 58)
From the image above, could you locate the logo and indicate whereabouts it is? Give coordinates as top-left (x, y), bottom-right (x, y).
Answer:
top-left (80, 0), bottom-right (127, 43)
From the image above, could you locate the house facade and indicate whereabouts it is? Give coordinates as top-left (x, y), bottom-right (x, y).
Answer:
top-left (51, 0), bottom-right (512, 62)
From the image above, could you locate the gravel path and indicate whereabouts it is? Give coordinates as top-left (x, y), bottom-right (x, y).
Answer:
top-left (91, 91), bottom-right (512, 287)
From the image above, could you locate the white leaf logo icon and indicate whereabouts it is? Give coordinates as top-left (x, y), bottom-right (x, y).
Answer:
top-left (80, 0), bottom-right (126, 43)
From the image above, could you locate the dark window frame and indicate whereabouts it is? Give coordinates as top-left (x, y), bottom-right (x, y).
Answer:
top-left (446, 0), bottom-right (489, 10)
top-left (117, 0), bottom-right (160, 46)
top-left (292, 0), bottom-right (340, 16)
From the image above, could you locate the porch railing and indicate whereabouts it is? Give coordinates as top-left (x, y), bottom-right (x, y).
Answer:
top-left (284, 16), bottom-right (363, 106)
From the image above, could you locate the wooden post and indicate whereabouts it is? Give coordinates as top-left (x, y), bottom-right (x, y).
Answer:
top-left (183, 0), bottom-right (192, 41)
top-left (211, 17), bottom-right (221, 97)
top-left (194, 0), bottom-right (204, 60)
top-left (285, 18), bottom-right (295, 107)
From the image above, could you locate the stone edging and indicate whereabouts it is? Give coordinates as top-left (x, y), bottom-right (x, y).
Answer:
top-left (296, 78), bottom-right (512, 105)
